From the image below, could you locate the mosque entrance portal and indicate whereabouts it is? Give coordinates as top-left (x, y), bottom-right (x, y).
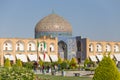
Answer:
top-left (58, 41), bottom-right (67, 59)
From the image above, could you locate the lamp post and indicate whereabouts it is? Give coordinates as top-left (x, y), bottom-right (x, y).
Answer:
top-left (80, 43), bottom-right (83, 63)
top-left (37, 40), bottom-right (39, 63)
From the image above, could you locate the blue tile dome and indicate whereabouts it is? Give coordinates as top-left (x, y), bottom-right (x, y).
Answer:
top-left (35, 13), bottom-right (72, 38)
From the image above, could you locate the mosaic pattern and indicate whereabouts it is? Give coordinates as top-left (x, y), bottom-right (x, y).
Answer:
top-left (35, 31), bottom-right (72, 38)
top-left (35, 14), bottom-right (72, 38)
top-left (67, 38), bottom-right (77, 60)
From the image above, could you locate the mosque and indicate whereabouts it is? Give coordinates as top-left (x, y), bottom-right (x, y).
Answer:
top-left (35, 13), bottom-right (120, 64)
top-left (0, 12), bottom-right (120, 66)
top-left (35, 13), bottom-right (120, 62)
top-left (35, 13), bottom-right (81, 62)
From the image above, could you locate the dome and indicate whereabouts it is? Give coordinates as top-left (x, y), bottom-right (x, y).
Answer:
top-left (35, 13), bottom-right (72, 38)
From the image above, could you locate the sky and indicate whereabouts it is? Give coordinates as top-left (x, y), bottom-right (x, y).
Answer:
top-left (0, 0), bottom-right (120, 41)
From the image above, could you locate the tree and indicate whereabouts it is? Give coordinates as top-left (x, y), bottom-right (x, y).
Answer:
top-left (57, 56), bottom-right (63, 65)
top-left (61, 60), bottom-right (68, 69)
top-left (84, 58), bottom-right (90, 67)
top-left (93, 56), bottom-right (120, 80)
top-left (16, 59), bottom-right (22, 67)
top-left (4, 58), bottom-right (11, 67)
top-left (23, 62), bottom-right (33, 69)
top-left (69, 58), bottom-right (77, 69)
top-left (39, 59), bottom-right (43, 67)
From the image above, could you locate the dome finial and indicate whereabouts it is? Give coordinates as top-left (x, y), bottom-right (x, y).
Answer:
top-left (52, 9), bottom-right (55, 14)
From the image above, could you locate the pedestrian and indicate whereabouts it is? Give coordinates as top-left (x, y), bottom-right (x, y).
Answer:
top-left (54, 65), bottom-right (58, 72)
top-left (42, 65), bottom-right (44, 73)
top-left (33, 61), bottom-right (38, 72)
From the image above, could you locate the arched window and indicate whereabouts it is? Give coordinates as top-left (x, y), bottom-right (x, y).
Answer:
top-left (96, 43), bottom-right (102, 52)
top-left (89, 44), bottom-right (94, 52)
top-left (38, 42), bottom-right (47, 52)
top-left (114, 44), bottom-right (119, 52)
top-left (38, 43), bottom-right (43, 52)
top-left (5, 43), bottom-right (8, 51)
top-left (16, 41), bottom-right (24, 51)
top-left (50, 43), bottom-right (55, 52)
top-left (106, 44), bottom-right (111, 52)
top-left (27, 41), bottom-right (36, 51)
top-left (29, 44), bottom-right (31, 51)
top-left (3, 41), bottom-right (12, 51)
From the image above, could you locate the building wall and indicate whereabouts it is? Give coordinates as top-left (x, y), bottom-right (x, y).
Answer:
top-left (67, 37), bottom-right (77, 60)
top-left (81, 38), bottom-right (88, 60)
top-left (85, 38), bottom-right (120, 58)
top-left (0, 36), bottom-right (58, 66)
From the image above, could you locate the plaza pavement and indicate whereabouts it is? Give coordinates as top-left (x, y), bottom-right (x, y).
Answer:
top-left (34, 70), bottom-right (94, 77)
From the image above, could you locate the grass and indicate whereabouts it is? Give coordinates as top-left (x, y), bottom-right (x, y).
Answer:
top-left (37, 74), bottom-right (92, 80)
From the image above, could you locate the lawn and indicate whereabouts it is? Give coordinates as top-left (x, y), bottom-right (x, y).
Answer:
top-left (37, 74), bottom-right (92, 80)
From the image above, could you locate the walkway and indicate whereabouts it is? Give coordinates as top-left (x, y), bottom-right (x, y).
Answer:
top-left (34, 70), bottom-right (94, 77)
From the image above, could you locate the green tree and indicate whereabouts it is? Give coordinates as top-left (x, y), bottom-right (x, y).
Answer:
top-left (69, 58), bottom-right (77, 69)
top-left (23, 62), bottom-right (33, 69)
top-left (84, 58), bottom-right (90, 67)
top-left (57, 56), bottom-right (63, 65)
top-left (39, 59), bottom-right (43, 66)
top-left (61, 60), bottom-right (68, 69)
top-left (16, 59), bottom-right (22, 67)
top-left (93, 56), bottom-right (120, 80)
top-left (4, 58), bottom-right (11, 67)
top-left (66, 59), bottom-right (70, 69)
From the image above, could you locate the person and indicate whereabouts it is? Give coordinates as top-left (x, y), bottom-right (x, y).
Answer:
top-left (42, 65), bottom-right (45, 73)
top-left (54, 65), bottom-right (58, 73)
top-left (47, 65), bottom-right (50, 73)
top-left (49, 66), bottom-right (51, 73)
top-left (58, 64), bottom-right (60, 71)
top-left (33, 61), bottom-right (38, 72)
top-left (38, 64), bottom-right (42, 73)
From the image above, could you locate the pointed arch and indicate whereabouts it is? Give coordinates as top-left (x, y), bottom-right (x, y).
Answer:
top-left (27, 41), bottom-right (36, 51)
top-left (38, 41), bottom-right (47, 52)
top-left (106, 43), bottom-right (111, 52)
top-left (50, 43), bottom-right (55, 52)
top-left (58, 40), bottom-right (67, 59)
top-left (3, 40), bottom-right (13, 51)
top-left (16, 40), bottom-right (24, 51)
top-left (114, 44), bottom-right (119, 52)
top-left (89, 43), bottom-right (94, 52)
top-left (96, 43), bottom-right (102, 52)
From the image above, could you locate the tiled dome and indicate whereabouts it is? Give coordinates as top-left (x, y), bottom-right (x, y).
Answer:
top-left (35, 13), bottom-right (72, 33)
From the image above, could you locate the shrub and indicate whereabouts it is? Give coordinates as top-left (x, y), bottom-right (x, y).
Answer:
top-left (93, 56), bottom-right (120, 80)
top-left (4, 58), bottom-right (11, 68)
top-left (0, 67), bottom-right (35, 80)
top-left (69, 58), bottom-right (77, 69)
top-left (43, 62), bottom-right (51, 67)
top-left (16, 59), bottom-right (22, 67)
top-left (39, 59), bottom-right (43, 66)
top-left (57, 56), bottom-right (63, 65)
top-left (84, 58), bottom-right (90, 67)
top-left (61, 60), bottom-right (68, 69)
top-left (66, 59), bottom-right (70, 69)
top-left (23, 62), bottom-right (33, 69)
